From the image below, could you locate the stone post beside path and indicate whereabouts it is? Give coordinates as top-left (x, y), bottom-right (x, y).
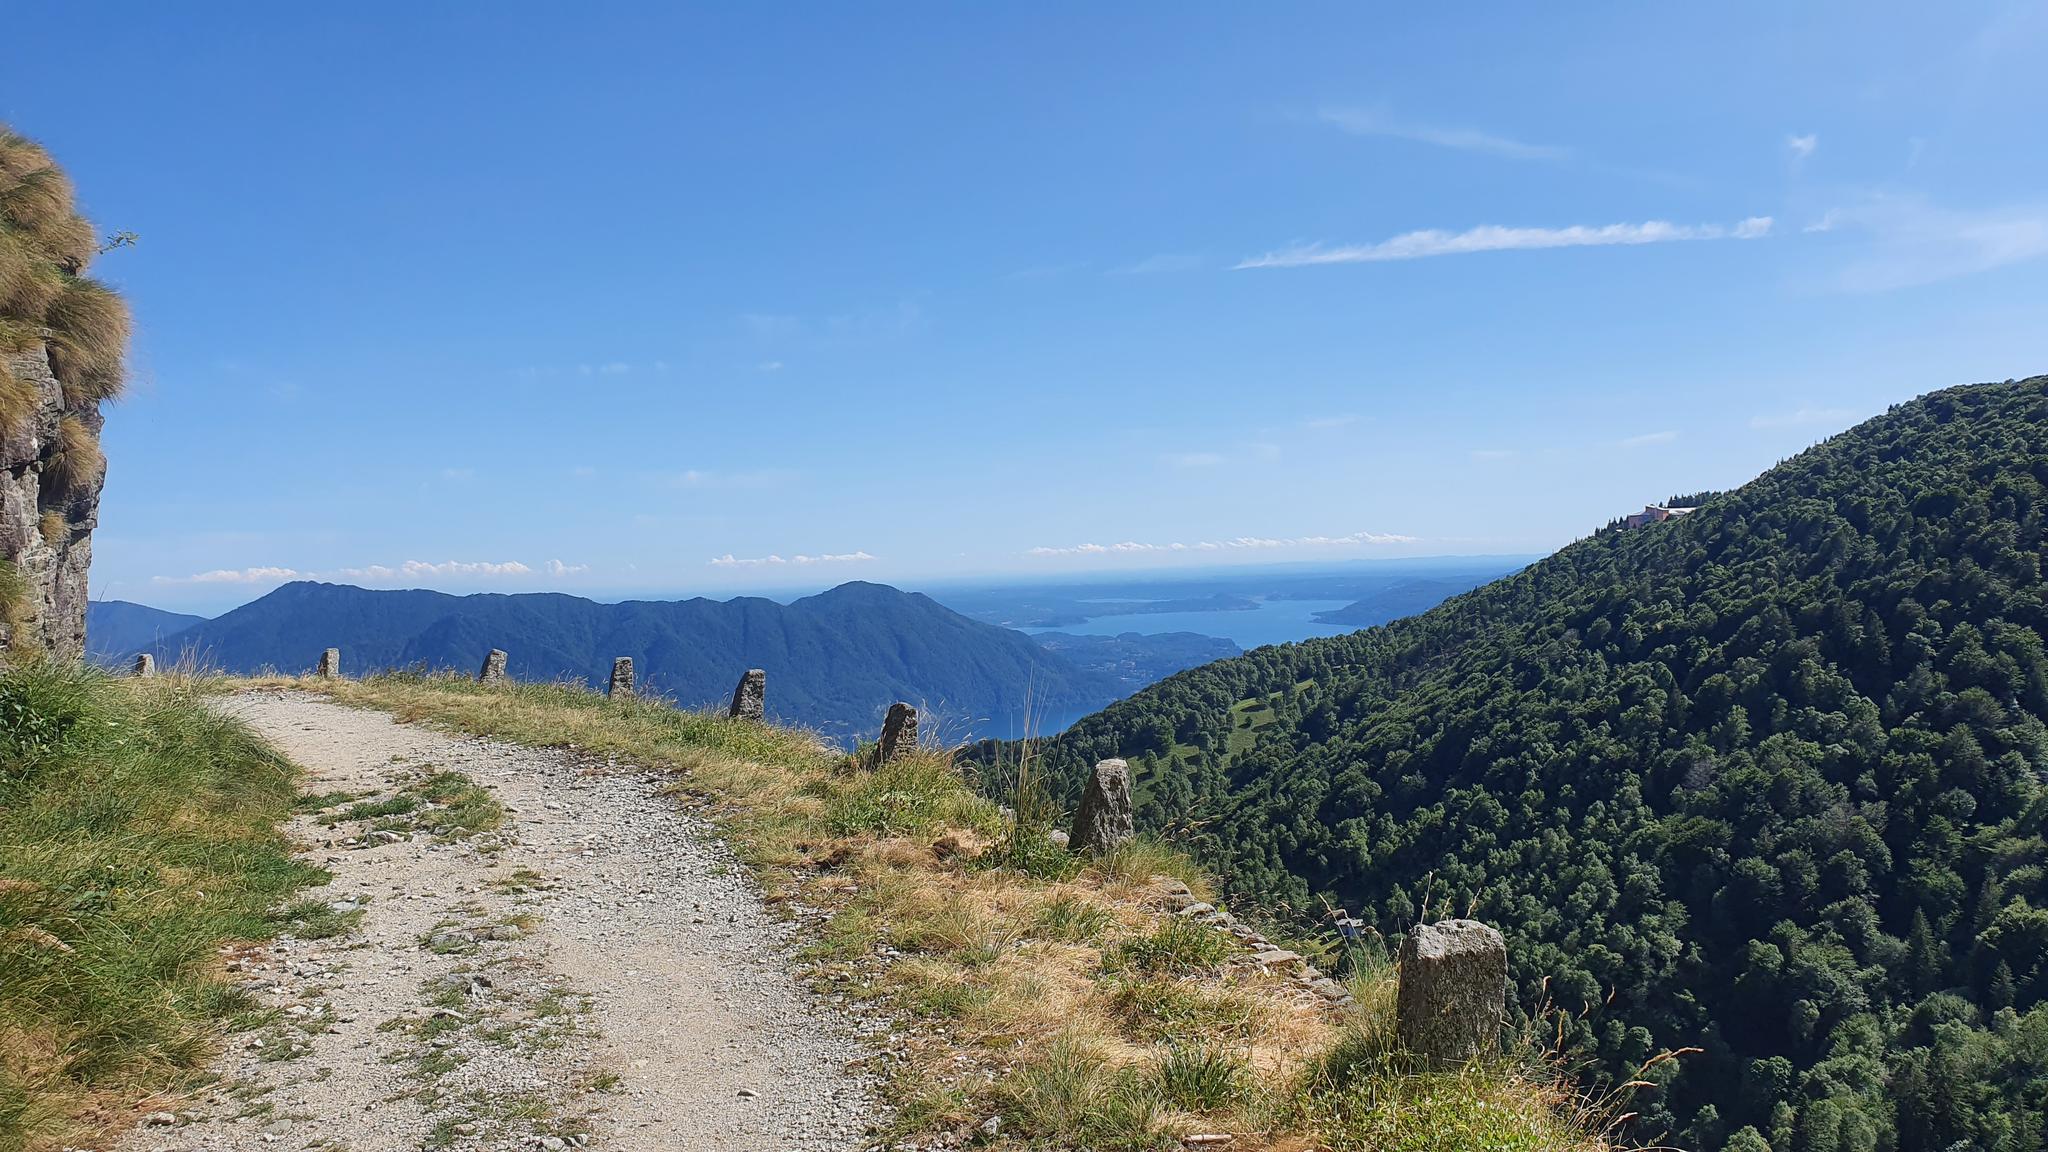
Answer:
top-left (608, 657), bottom-right (635, 698)
top-left (134, 652), bottom-right (155, 678)
top-left (478, 649), bottom-right (508, 684)
top-left (876, 702), bottom-right (918, 765)
top-left (729, 668), bottom-right (766, 721)
top-left (1395, 919), bottom-right (1508, 1067)
top-left (1070, 758), bottom-right (1135, 855)
top-left (316, 648), bottom-right (341, 680)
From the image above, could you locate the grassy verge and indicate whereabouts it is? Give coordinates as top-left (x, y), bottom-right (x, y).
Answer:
top-left (257, 669), bottom-right (1632, 1152)
top-left (0, 661), bottom-right (326, 1152)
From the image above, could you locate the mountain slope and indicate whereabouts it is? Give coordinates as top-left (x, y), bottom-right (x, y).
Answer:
top-left (137, 580), bottom-right (1121, 741)
top-left (1021, 377), bottom-right (2048, 1150)
top-left (84, 600), bottom-right (207, 664)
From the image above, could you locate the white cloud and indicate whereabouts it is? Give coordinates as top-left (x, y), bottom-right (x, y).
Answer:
top-left (598, 362), bottom-right (631, 375)
top-left (154, 566), bottom-right (302, 585)
top-left (1237, 217), bottom-right (1772, 269)
top-left (1109, 252), bottom-right (1204, 276)
top-left (757, 361), bottom-right (784, 372)
top-left (441, 467), bottom-right (475, 481)
top-left (1819, 194), bottom-right (2048, 291)
top-left (1027, 530), bottom-right (1416, 558)
top-left (544, 559), bottom-right (590, 576)
top-left (1788, 133), bottom-right (1818, 160)
top-left (1470, 448), bottom-right (1517, 461)
top-left (1319, 107), bottom-right (1566, 162)
top-left (337, 560), bottom-right (534, 580)
top-left (708, 551), bottom-right (877, 568)
top-left (1750, 406), bottom-right (1857, 430)
top-left (1619, 430), bottom-right (1678, 448)
top-left (1803, 210), bottom-right (1840, 234)
top-left (1301, 414), bottom-right (1359, 430)
top-left (1162, 452), bottom-right (1224, 469)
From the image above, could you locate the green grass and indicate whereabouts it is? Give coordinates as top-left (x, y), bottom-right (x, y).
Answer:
top-left (1107, 978), bottom-right (1263, 1043)
top-left (0, 661), bottom-right (325, 1151)
top-left (1101, 917), bottom-right (1232, 976)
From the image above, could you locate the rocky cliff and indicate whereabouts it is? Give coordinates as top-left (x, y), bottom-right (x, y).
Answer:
top-left (0, 126), bottom-right (126, 659)
top-left (0, 343), bottom-right (104, 656)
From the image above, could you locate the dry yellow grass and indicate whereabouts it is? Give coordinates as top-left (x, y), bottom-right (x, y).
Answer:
top-left (43, 416), bottom-right (101, 496)
top-left (230, 670), bottom-right (1632, 1152)
top-left (0, 123), bottom-right (128, 407)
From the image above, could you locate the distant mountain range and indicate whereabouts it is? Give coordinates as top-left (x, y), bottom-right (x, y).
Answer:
top-left (94, 581), bottom-right (1230, 742)
top-left (84, 600), bottom-right (206, 663)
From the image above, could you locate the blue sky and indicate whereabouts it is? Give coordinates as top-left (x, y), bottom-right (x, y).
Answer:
top-left (9, 3), bottom-right (2047, 611)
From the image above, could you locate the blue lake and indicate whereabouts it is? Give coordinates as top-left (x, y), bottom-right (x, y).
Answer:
top-left (1021, 598), bottom-right (1356, 650)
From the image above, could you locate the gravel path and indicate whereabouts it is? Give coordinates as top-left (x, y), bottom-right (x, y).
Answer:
top-left (118, 691), bottom-right (879, 1152)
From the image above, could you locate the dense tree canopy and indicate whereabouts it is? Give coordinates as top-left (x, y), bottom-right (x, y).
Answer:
top-left (1003, 378), bottom-right (2048, 1150)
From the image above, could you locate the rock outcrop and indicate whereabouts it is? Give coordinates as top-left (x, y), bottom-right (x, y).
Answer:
top-left (478, 648), bottom-right (508, 684)
top-left (1069, 758), bottom-right (1135, 854)
top-left (0, 344), bottom-right (103, 658)
top-left (1394, 918), bottom-right (1507, 1066)
top-left (0, 126), bottom-right (128, 660)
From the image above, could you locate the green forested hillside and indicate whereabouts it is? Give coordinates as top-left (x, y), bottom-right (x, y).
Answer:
top-left (1018, 377), bottom-right (2048, 1151)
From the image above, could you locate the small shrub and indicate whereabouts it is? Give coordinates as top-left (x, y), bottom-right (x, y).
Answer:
top-left (1103, 917), bottom-right (1231, 976)
top-left (1153, 1044), bottom-right (1253, 1112)
top-left (1109, 978), bottom-right (1262, 1043)
top-left (998, 1035), bottom-right (1178, 1151)
top-left (825, 753), bottom-right (996, 839)
top-left (984, 821), bottom-right (1080, 881)
top-left (1089, 838), bottom-right (1211, 898)
top-left (1034, 893), bottom-right (1118, 943)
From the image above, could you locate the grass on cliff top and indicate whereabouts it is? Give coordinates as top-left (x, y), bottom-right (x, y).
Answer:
top-left (248, 668), bottom-right (1635, 1152)
top-left (0, 661), bottom-right (326, 1152)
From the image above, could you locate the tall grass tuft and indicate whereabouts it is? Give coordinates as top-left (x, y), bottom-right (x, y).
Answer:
top-left (0, 662), bottom-right (326, 1150)
top-left (43, 415), bottom-right (102, 496)
top-left (42, 277), bottom-right (128, 403)
top-left (0, 362), bottom-right (34, 439)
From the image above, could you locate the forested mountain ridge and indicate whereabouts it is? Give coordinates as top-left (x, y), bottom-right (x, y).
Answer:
top-left (1016, 377), bottom-right (2048, 1151)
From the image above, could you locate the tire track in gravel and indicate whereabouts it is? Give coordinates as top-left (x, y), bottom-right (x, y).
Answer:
top-left (117, 690), bottom-right (880, 1152)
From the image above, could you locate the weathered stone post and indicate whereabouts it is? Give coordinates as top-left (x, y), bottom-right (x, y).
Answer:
top-left (1069, 758), bottom-right (1135, 854)
top-left (316, 648), bottom-right (341, 679)
top-left (1395, 919), bottom-right (1508, 1067)
top-left (607, 657), bottom-right (634, 698)
top-left (478, 649), bottom-right (508, 684)
top-left (133, 652), bottom-right (155, 678)
top-left (875, 702), bottom-right (918, 765)
top-left (729, 668), bottom-right (766, 721)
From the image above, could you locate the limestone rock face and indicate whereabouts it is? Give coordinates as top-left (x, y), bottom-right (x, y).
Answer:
top-left (0, 345), bottom-right (103, 659)
top-left (1069, 758), bottom-right (1135, 855)
top-left (1395, 919), bottom-right (1508, 1066)
top-left (729, 668), bottom-right (766, 721)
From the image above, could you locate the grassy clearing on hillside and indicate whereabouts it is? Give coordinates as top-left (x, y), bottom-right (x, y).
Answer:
top-left (259, 668), bottom-right (1632, 1152)
top-left (0, 662), bottom-right (324, 1152)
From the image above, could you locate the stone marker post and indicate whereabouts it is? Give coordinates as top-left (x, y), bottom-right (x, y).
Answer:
top-left (478, 649), bottom-right (508, 684)
top-left (876, 702), bottom-right (918, 765)
top-left (134, 652), bottom-right (155, 678)
top-left (1070, 758), bottom-right (1135, 854)
top-left (729, 668), bottom-right (766, 721)
top-left (608, 657), bottom-right (634, 698)
top-left (1395, 919), bottom-right (1508, 1067)
top-left (316, 648), bottom-right (341, 680)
